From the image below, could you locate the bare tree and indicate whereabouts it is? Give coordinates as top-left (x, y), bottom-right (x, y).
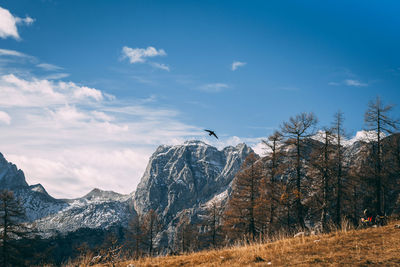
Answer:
top-left (0, 190), bottom-right (29, 267)
top-left (332, 111), bottom-right (346, 226)
top-left (223, 153), bottom-right (262, 241)
top-left (205, 201), bottom-right (223, 248)
top-left (175, 213), bottom-right (197, 253)
top-left (365, 96), bottom-right (399, 215)
top-left (143, 209), bottom-right (161, 256)
top-left (309, 129), bottom-right (335, 232)
top-left (281, 112), bottom-right (318, 228)
top-left (260, 131), bottom-right (284, 236)
top-left (100, 232), bottom-right (123, 267)
top-left (125, 214), bottom-right (144, 259)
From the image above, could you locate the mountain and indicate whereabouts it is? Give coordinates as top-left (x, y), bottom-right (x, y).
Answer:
top-left (0, 153), bottom-right (134, 234)
top-left (134, 140), bottom-right (253, 248)
top-left (0, 152), bottom-right (68, 221)
top-left (0, 152), bottom-right (28, 189)
top-left (1, 134), bottom-right (399, 254)
top-left (134, 140), bottom-right (252, 216)
top-left (0, 141), bottom-right (252, 242)
top-left (33, 188), bottom-right (134, 236)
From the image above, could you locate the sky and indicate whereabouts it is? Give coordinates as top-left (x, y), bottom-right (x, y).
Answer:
top-left (0, 1), bottom-right (399, 198)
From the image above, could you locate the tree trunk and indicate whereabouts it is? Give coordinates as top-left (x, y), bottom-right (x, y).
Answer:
top-left (296, 135), bottom-right (305, 228)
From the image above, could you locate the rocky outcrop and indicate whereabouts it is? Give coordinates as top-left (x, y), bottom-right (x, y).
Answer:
top-left (133, 140), bottom-right (253, 248)
top-left (134, 141), bottom-right (252, 218)
top-left (0, 152), bottom-right (28, 189)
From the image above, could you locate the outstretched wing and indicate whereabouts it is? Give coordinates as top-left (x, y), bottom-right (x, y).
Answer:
top-left (204, 129), bottom-right (218, 139)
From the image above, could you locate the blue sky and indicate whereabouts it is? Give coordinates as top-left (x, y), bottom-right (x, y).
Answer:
top-left (0, 1), bottom-right (399, 198)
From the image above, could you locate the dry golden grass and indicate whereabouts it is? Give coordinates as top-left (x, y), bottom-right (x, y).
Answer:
top-left (93, 221), bottom-right (400, 267)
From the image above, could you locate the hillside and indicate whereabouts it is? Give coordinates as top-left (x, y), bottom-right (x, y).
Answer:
top-left (119, 221), bottom-right (400, 267)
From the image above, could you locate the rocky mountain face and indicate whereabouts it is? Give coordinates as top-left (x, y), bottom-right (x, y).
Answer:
top-left (0, 152), bottom-right (68, 222)
top-left (1, 134), bottom-right (399, 252)
top-left (0, 153), bottom-right (134, 235)
top-left (134, 140), bottom-right (253, 248)
top-left (134, 141), bottom-right (251, 217)
top-left (0, 152), bottom-right (28, 189)
top-left (33, 188), bottom-right (134, 236)
top-left (0, 141), bottom-right (251, 243)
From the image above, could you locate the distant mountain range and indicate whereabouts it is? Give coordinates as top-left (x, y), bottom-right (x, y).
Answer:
top-left (0, 140), bottom-right (251, 244)
top-left (1, 132), bottom-right (399, 250)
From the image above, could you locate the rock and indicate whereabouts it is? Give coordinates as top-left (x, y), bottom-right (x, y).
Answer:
top-left (133, 140), bottom-right (253, 248)
top-left (294, 232), bottom-right (305, 238)
top-left (90, 255), bottom-right (102, 264)
top-left (254, 256), bottom-right (266, 262)
top-left (0, 152), bottom-right (28, 189)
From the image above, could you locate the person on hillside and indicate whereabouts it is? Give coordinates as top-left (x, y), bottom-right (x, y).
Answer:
top-left (361, 209), bottom-right (374, 227)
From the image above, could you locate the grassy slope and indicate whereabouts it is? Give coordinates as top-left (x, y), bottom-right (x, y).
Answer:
top-left (108, 221), bottom-right (400, 267)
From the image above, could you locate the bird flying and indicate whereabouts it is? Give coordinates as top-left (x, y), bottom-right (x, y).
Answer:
top-left (204, 129), bottom-right (218, 139)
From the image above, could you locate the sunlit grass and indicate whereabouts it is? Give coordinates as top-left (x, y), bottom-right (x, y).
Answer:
top-left (71, 220), bottom-right (400, 266)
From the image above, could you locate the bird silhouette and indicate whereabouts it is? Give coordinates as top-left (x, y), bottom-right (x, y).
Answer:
top-left (204, 129), bottom-right (218, 139)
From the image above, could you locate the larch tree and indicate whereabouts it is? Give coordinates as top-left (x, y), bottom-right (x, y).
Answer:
top-left (332, 111), bottom-right (346, 226)
top-left (143, 209), bottom-right (161, 256)
top-left (223, 153), bottom-right (262, 241)
top-left (382, 133), bottom-right (400, 215)
top-left (125, 214), bottom-right (145, 259)
top-left (259, 131), bottom-right (284, 236)
top-left (309, 129), bottom-right (335, 232)
top-left (281, 112), bottom-right (318, 229)
top-left (0, 190), bottom-right (29, 267)
top-left (204, 201), bottom-right (223, 248)
top-left (364, 96), bottom-right (399, 215)
top-left (175, 213), bottom-right (197, 253)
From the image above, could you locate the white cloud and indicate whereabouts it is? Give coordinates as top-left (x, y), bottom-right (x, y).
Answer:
top-left (0, 48), bottom-right (28, 57)
top-left (0, 110), bottom-right (11, 124)
top-left (15, 16), bottom-right (34, 26)
top-left (0, 73), bottom-right (204, 198)
top-left (121, 46), bottom-right (166, 64)
top-left (0, 74), bottom-right (105, 107)
top-left (344, 79), bottom-right (367, 87)
top-left (231, 61), bottom-right (246, 71)
top-left (198, 83), bottom-right (229, 92)
top-left (0, 6), bottom-right (34, 40)
top-left (329, 79), bottom-right (368, 87)
top-left (92, 111), bottom-right (114, 122)
top-left (51, 105), bottom-right (89, 122)
top-left (71, 84), bottom-right (104, 101)
top-left (150, 62), bottom-right (170, 71)
top-left (37, 63), bottom-right (63, 71)
top-left (42, 73), bottom-right (70, 80)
